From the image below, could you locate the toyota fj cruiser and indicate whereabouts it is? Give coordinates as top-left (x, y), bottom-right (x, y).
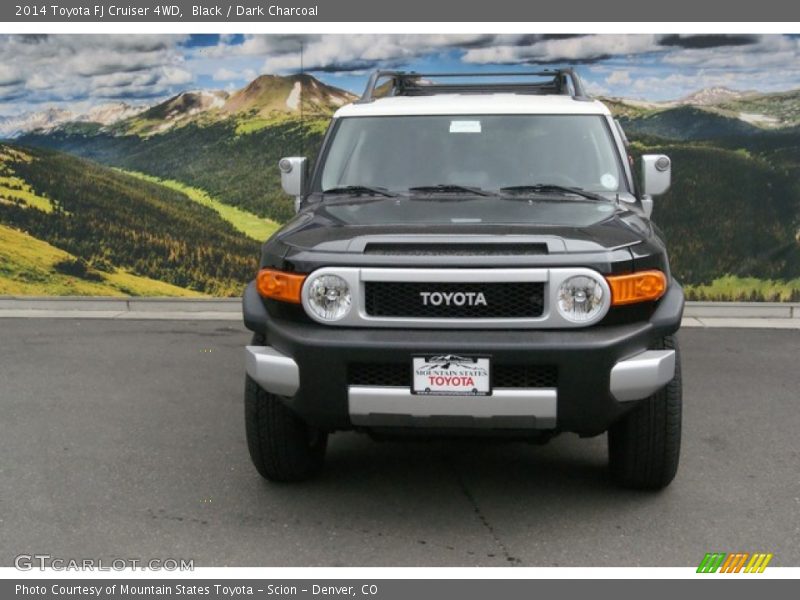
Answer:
top-left (242, 70), bottom-right (684, 490)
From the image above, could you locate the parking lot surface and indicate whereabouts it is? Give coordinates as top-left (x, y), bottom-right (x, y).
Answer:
top-left (1, 319), bottom-right (798, 566)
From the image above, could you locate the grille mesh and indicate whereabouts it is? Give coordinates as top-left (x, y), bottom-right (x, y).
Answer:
top-left (364, 282), bottom-right (545, 318)
top-left (348, 363), bottom-right (557, 388)
top-left (492, 364), bottom-right (558, 388)
top-left (349, 363), bottom-right (412, 388)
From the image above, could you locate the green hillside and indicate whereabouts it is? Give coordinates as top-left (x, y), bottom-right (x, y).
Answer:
top-left (599, 98), bottom-right (656, 120)
top-left (118, 170), bottom-right (280, 241)
top-left (607, 88), bottom-right (800, 137)
top-left (0, 222), bottom-right (204, 297)
top-left (629, 140), bottom-right (800, 284)
top-left (20, 117), bottom-right (328, 224)
top-left (619, 106), bottom-right (763, 140)
top-left (0, 144), bottom-right (259, 296)
top-left (718, 90), bottom-right (800, 127)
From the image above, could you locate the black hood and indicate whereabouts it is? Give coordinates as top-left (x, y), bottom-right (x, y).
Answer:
top-left (275, 195), bottom-right (652, 254)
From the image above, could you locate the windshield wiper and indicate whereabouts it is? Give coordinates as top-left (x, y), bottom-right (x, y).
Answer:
top-left (499, 184), bottom-right (608, 202)
top-left (322, 185), bottom-right (397, 198)
top-left (408, 184), bottom-right (494, 197)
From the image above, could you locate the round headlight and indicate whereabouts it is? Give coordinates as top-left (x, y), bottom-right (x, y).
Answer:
top-left (305, 274), bottom-right (352, 322)
top-left (557, 275), bottom-right (606, 323)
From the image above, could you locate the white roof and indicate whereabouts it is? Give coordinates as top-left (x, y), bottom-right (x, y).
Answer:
top-left (334, 94), bottom-right (611, 118)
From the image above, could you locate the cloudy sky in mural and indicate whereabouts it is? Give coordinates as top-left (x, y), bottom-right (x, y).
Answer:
top-left (1, 33), bottom-right (799, 115)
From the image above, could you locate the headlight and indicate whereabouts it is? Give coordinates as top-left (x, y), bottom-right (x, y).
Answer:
top-left (305, 274), bottom-right (352, 321)
top-left (557, 275), bottom-right (606, 323)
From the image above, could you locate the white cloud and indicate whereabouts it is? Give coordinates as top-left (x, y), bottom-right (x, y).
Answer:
top-left (213, 67), bottom-right (257, 82)
top-left (3, 33), bottom-right (800, 116)
top-left (0, 34), bottom-right (193, 111)
top-left (0, 64), bottom-right (23, 87)
top-left (160, 66), bottom-right (193, 86)
top-left (200, 34), bottom-right (309, 59)
top-left (584, 80), bottom-right (611, 96)
top-left (462, 35), bottom-right (661, 64)
top-left (260, 34), bottom-right (492, 73)
top-left (606, 70), bottom-right (632, 86)
top-left (27, 72), bottom-right (56, 91)
top-left (213, 67), bottom-right (239, 81)
top-left (662, 35), bottom-right (800, 69)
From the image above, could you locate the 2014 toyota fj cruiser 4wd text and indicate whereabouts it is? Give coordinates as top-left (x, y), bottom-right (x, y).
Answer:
top-left (242, 70), bottom-right (684, 490)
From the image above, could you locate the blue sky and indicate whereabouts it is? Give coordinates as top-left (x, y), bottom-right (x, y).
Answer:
top-left (1, 34), bottom-right (799, 116)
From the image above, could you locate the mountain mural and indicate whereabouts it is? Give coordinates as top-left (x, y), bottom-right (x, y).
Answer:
top-left (12, 74), bottom-right (356, 223)
top-left (603, 87), bottom-right (800, 139)
top-left (0, 103), bottom-right (148, 139)
top-left (3, 73), bottom-right (800, 300)
top-left (4, 73), bottom-right (355, 139)
top-left (0, 144), bottom-right (262, 296)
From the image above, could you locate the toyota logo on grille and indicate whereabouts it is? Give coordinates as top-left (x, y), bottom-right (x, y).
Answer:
top-left (419, 291), bottom-right (487, 307)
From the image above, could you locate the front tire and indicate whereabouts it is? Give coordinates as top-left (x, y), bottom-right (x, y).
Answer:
top-left (608, 335), bottom-right (682, 490)
top-left (244, 336), bottom-right (327, 482)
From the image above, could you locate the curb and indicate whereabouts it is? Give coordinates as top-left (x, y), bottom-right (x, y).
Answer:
top-left (0, 296), bottom-right (240, 313)
top-left (684, 301), bottom-right (798, 319)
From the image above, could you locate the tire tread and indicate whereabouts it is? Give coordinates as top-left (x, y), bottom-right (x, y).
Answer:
top-left (244, 334), bottom-right (327, 482)
top-left (608, 335), bottom-right (682, 490)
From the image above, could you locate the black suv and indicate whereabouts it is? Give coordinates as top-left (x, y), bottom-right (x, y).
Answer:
top-left (242, 70), bottom-right (684, 489)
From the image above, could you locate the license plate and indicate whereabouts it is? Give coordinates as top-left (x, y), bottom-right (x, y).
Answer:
top-left (412, 355), bottom-right (491, 396)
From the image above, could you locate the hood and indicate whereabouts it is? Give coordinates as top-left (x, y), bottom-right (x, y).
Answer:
top-left (275, 195), bottom-right (652, 254)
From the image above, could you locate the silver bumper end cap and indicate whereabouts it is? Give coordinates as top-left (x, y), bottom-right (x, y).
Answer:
top-left (610, 349), bottom-right (676, 402)
top-left (245, 345), bottom-right (299, 397)
top-left (348, 386), bottom-right (557, 429)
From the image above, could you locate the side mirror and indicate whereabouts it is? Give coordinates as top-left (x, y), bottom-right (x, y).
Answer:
top-left (641, 154), bottom-right (671, 196)
top-left (278, 157), bottom-right (308, 209)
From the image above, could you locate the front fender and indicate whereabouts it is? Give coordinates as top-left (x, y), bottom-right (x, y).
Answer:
top-left (242, 280), bottom-right (268, 334)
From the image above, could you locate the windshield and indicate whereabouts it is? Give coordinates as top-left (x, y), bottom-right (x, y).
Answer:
top-left (318, 114), bottom-right (625, 195)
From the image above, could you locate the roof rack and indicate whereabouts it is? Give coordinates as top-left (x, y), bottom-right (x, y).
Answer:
top-left (357, 69), bottom-right (590, 103)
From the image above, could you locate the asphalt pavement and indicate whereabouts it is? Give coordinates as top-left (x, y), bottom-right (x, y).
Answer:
top-left (1, 319), bottom-right (798, 567)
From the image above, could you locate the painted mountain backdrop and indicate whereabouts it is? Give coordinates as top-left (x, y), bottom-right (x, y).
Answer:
top-left (2, 72), bottom-right (800, 299)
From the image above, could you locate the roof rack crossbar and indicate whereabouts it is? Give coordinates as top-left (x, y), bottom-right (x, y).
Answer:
top-left (357, 69), bottom-right (589, 103)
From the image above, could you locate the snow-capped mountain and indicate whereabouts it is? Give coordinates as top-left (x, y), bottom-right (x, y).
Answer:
top-left (221, 73), bottom-right (354, 115)
top-left (0, 102), bottom-right (147, 139)
top-left (132, 90), bottom-right (229, 132)
top-left (120, 74), bottom-right (356, 135)
top-left (0, 108), bottom-right (74, 139)
top-left (80, 102), bottom-right (147, 126)
top-left (677, 87), bottom-right (754, 106)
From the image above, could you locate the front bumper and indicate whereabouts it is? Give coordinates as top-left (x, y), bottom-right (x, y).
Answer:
top-left (243, 281), bottom-right (683, 434)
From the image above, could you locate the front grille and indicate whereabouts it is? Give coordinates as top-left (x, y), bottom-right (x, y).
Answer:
top-left (492, 364), bottom-right (558, 388)
top-left (349, 363), bottom-right (557, 388)
top-left (349, 363), bottom-right (412, 387)
top-left (364, 282), bottom-right (545, 319)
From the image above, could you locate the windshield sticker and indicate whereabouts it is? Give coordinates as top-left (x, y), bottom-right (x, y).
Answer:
top-left (449, 120), bottom-right (482, 133)
top-left (601, 173), bottom-right (618, 190)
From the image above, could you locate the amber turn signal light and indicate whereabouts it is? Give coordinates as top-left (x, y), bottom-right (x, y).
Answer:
top-left (256, 268), bottom-right (306, 304)
top-left (606, 270), bottom-right (667, 306)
